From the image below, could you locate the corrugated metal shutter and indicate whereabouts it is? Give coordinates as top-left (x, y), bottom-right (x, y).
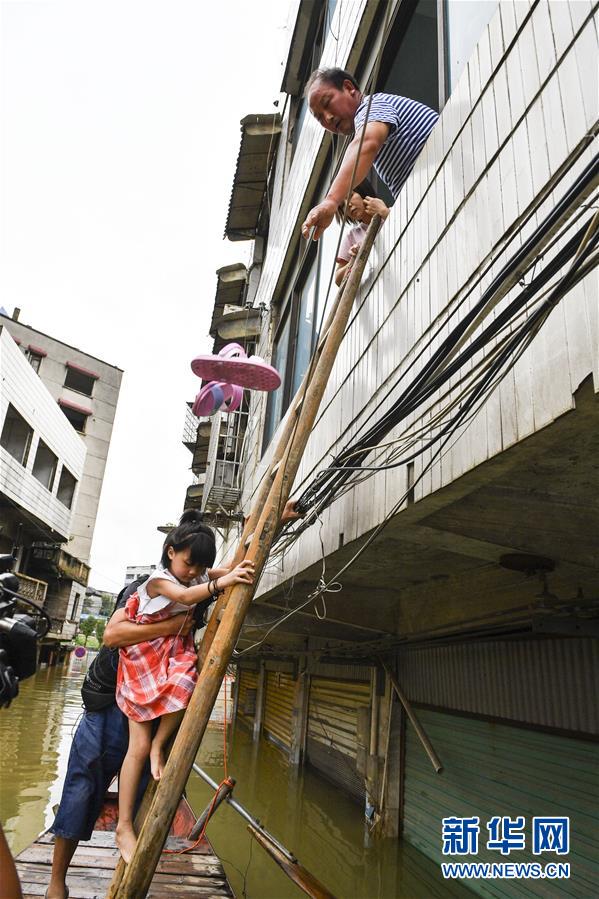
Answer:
top-left (404, 709), bottom-right (598, 897)
top-left (306, 677), bottom-right (370, 803)
top-left (237, 669), bottom-right (258, 730)
top-left (397, 638), bottom-right (599, 735)
top-left (263, 671), bottom-right (295, 752)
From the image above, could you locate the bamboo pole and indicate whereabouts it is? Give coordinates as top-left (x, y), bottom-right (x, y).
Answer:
top-left (247, 824), bottom-right (338, 899)
top-left (196, 268), bottom-right (351, 671)
top-left (108, 217), bottom-right (380, 898)
top-left (381, 660), bottom-right (443, 773)
top-left (187, 776), bottom-right (235, 840)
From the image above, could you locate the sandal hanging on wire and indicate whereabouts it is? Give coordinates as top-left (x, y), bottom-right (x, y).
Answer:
top-left (191, 343), bottom-right (281, 391)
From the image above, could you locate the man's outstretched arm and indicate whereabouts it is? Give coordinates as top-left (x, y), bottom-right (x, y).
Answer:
top-left (103, 609), bottom-right (193, 648)
top-left (301, 121), bottom-right (389, 240)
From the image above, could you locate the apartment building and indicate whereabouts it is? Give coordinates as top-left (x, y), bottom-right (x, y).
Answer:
top-left (1, 308), bottom-right (122, 635)
top-left (1, 308), bottom-right (123, 564)
top-left (0, 324), bottom-right (87, 638)
top-left (190, 1), bottom-right (598, 892)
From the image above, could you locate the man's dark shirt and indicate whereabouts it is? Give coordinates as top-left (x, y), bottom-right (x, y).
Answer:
top-left (80, 575), bottom-right (212, 711)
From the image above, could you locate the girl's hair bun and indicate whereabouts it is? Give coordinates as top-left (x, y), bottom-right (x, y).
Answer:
top-left (179, 509), bottom-right (204, 525)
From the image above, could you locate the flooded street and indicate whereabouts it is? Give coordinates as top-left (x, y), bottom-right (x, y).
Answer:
top-left (1, 660), bottom-right (465, 898)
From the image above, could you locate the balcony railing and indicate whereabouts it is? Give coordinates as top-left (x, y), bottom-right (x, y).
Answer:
top-left (16, 572), bottom-right (48, 606)
top-left (202, 405), bottom-right (248, 518)
top-left (182, 403), bottom-right (202, 451)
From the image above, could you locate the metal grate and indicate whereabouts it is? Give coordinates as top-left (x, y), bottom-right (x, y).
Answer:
top-left (202, 405), bottom-right (249, 515)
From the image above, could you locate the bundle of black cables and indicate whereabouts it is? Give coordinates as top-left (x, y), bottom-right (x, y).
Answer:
top-left (291, 151), bottom-right (599, 522)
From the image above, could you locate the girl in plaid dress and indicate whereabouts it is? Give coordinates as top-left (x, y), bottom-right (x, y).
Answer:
top-left (115, 511), bottom-right (254, 863)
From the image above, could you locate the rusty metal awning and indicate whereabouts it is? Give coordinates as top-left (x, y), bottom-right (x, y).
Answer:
top-left (224, 114), bottom-right (281, 241)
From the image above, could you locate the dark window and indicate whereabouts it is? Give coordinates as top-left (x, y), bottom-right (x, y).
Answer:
top-left (263, 163), bottom-right (341, 454)
top-left (27, 352), bottom-right (43, 374)
top-left (57, 466), bottom-right (77, 508)
top-left (289, 0), bottom-right (339, 160)
top-left (372, 0), bottom-right (439, 205)
top-left (0, 404), bottom-right (33, 466)
top-left (32, 440), bottom-right (58, 491)
top-left (60, 404), bottom-right (89, 433)
top-left (263, 306), bottom-right (292, 448)
top-left (64, 367), bottom-right (96, 396)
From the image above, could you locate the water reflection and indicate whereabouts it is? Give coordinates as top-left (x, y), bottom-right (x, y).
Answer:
top-left (189, 724), bottom-right (468, 899)
top-left (0, 658), bottom-right (87, 853)
top-left (1, 663), bottom-right (466, 898)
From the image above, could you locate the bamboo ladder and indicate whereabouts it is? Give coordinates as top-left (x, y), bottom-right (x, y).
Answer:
top-left (106, 216), bottom-right (381, 899)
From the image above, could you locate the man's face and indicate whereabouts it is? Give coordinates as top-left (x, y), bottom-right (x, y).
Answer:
top-left (308, 78), bottom-right (361, 135)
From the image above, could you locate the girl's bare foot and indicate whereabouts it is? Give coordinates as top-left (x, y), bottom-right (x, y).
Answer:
top-left (115, 823), bottom-right (137, 864)
top-left (150, 741), bottom-right (165, 781)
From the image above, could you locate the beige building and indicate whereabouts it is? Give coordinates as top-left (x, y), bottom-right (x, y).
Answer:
top-left (1, 308), bottom-right (123, 564)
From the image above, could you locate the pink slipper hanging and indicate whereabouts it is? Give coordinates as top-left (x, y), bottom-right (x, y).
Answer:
top-left (192, 381), bottom-right (243, 417)
top-left (191, 343), bottom-right (281, 391)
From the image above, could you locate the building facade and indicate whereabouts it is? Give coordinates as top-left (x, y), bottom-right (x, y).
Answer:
top-left (1, 308), bottom-right (123, 564)
top-left (1, 308), bottom-right (122, 638)
top-left (124, 563), bottom-right (157, 586)
top-left (189, 2), bottom-right (598, 893)
top-left (0, 325), bottom-right (87, 640)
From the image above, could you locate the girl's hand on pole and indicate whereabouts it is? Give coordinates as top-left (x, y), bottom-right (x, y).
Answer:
top-left (363, 196), bottom-right (389, 220)
top-left (221, 559), bottom-right (255, 588)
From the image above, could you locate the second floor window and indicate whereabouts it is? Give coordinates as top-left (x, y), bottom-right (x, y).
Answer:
top-left (0, 404), bottom-right (33, 466)
top-left (56, 465), bottom-right (77, 509)
top-left (32, 439), bottom-right (58, 491)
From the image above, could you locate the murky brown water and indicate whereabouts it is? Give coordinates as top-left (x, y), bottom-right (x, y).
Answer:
top-left (0, 660), bottom-right (467, 898)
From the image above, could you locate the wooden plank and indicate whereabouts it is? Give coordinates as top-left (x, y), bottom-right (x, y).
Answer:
top-left (16, 863), bottom-right (228, 887)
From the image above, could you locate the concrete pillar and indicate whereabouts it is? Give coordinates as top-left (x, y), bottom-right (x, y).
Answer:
top-left (252, 661), bottom-right (266, 742)
top-left (289, 657), bottom-right (309, 766)
top-left (381, 675), bottom-right (404, 839)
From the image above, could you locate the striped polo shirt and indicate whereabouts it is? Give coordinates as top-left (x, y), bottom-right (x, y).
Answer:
top-left (354, 93), bottom-right (438, 199)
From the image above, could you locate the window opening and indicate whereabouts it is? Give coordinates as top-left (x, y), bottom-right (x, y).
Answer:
top-left (57, 466), bottom-right (77, 509)
top-left (32, 440), bottom-right (58, 491)
top-left (371, 0), bottom-right (439, 206)
top-left (27, 351), bottom-right (44, 374)
top-left (64, 365), bottom-right (97, 397)
top-left (59, 402), bottom-right (89, 434)
top-left (0, 404), bottom-right (33, 466)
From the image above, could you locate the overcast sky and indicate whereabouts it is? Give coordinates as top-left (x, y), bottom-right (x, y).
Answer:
top-left (1, 0), bottom-right (290, 591)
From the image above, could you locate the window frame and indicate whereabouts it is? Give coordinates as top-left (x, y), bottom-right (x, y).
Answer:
top-left (32, 439), bottom-right (59, 492)
top-left (64, 362), bottom-right (98, 397)
top-left (0, 404), bottom-right (34, 467)
top-left (56, 465), bottom-right (78, 509)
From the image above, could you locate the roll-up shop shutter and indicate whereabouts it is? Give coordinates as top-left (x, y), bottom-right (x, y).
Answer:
top-left (306, 677), bottom-right (370, 802)
top-left (237, 669), bottom-right (258, 730)
top-left (403, 709), bottom-right (598, 897)
top-left (263, 671), bottom-right (295, 752)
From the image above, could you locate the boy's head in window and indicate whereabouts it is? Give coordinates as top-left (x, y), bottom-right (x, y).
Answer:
top-left (305, 67), bottom-right (361, 135)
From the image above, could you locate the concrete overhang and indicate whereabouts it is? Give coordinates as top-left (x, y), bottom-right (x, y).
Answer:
top-left (224, 114), bottom-right (282, 242)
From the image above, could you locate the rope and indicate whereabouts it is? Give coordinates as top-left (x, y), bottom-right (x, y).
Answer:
top-left (162, 674), bottom-right (232, 855)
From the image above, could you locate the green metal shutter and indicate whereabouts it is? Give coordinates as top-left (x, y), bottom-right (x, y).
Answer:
top-left (403, 709), bottom-right (598, 897)
top-left (263, 671), bottom-right (295, 752)
top-left (237, 669), bottom-right (258, 730)
top-left (306, 677), bottom-right (370, 803)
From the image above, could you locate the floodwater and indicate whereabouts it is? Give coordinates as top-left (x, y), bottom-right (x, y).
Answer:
top-left (0, 659), bottom-right (467, 898)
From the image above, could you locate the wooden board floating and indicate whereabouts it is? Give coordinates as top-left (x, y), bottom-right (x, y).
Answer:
top-left (14, 796), bottom-right (234, 898)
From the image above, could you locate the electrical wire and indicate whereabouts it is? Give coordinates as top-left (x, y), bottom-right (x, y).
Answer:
top-left (234, 208), bottom-right (599, 654)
